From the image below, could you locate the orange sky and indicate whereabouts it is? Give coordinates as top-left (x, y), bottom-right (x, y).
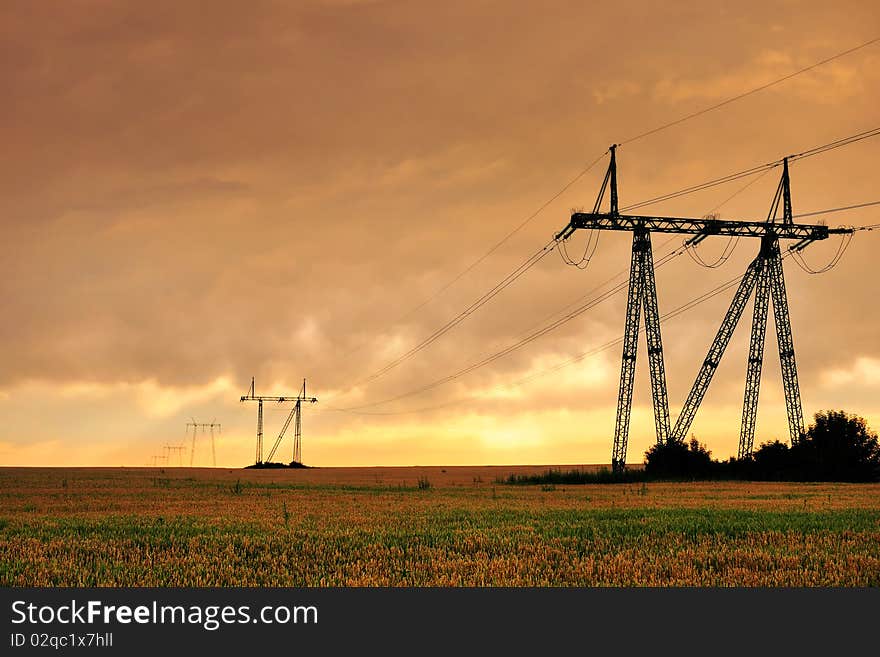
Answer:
top-left (2, 1), bottom-right (879, 467)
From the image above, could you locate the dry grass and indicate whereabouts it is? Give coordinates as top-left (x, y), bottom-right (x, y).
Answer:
top-left (1, 466), bottom-right (878, 586)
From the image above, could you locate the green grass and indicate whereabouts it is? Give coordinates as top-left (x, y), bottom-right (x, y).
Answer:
top-left (3, 469), bottom-right (878, 586)
top-left (3, 507), bottom-right (879, 586)
top-left (501, 468), bottom-right (649, 485)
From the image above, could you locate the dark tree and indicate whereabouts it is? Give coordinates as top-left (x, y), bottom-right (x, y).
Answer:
top-left (644, 437), bottom-right (713, 479)
top-left (792, 410), bottom-right (880, 481)
top-left (751, 440), bottom-right (791, 480)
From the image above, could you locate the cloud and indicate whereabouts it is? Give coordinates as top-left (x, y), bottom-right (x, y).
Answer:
top-left (8, 377), bottom-right (235, 419)
top-left (2, 1), bottom-right (878, 465)
top-left (593, 81), bottom-right (640, 105)
top-left (822, 357), bottom-right (880, 387)
top-left (652, 49), bottom-right (874, 107)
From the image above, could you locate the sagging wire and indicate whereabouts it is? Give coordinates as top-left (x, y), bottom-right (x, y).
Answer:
top-left (788, 232), bottom-right (854, 274)
top-left (683, 166), bottom-right (776, 269)
top-left (784, 200), bottom-right (880, 274)
top-left (559, 228), bottom-right (599, 269)
top-left (685, 232), bottom-right (740, 269)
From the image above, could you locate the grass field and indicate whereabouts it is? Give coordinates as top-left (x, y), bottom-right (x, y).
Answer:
top-left (2, 466), bottom-right (879, 586)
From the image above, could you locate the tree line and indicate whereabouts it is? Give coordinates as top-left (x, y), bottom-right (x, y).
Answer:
top-left (645, 410), bottom-right (880, 482)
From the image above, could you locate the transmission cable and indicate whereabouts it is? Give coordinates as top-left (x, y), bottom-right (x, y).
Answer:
top-left (792, 199), bottom-right (880, 220)
top-left (789, 127), bottom-right (880, 161)
top-left (331, 194), bottom-right (879, 413)
top-left (331, 133), bottom-right (880, 403)
top-left (618, 37), bottom-right (880, 146)
top-left (342, 237), bottom-right (560, 391)
top-left (334, 244), bottom-right (691, 411)
top-left (789, 233), bottom-right (854, 274)
top-left (620, 127), bottom-right (880, 215)
top-left (524, 236), bottom-right (680, 341)
top-left (380, 152), bottom-right (607, 324)
top-left (620, 162), bottom-right (779, 213)
top-left (684, 167), bottom-right (777, 268)
top-left (323, 261), bottom-right (758, 416)
top-left (334, 38), bottom-right (879, 374)
top-left (559, 228), bottom-right (600, 269)
top-left (325, 221), bottom-right (880, 418)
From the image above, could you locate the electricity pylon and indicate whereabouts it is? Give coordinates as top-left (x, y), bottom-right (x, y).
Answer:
top-left (164, 444), bottom-right (186, 467)
top-left (185, 419), bottom-right (221, 467)
top-left (555, 148), bottom-right (853, 471)
top-left (240, 377), bottom-right (318, 465)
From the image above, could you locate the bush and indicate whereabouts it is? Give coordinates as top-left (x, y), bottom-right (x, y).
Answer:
top-left (644, 437), bottom-right (713, 479)
top-left (750, 440), bottom-right (791, 480)
top-left (726, 411), bottom-right (879, 482)
top-left (793, 410), bottom-right (880, 481)
top-left (503, 410), bottom-right (879, 484)
top-left (501, 468), bottom-right (647, 485)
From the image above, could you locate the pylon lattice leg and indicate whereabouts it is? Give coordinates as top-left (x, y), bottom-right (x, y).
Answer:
top-left (767, 239), bottom-right (805, 444)
top-left (672, 255), bottom-right (763, 442)
top-left (256, 400), bottom-right (264, 464)
top-left (640, 232), bottom-right (670, 444)
top-left (612, 232), bottom-right (646, 472)
top-left (739, 257), bottom-right (770, 458)
top-left (294, 401), bottom-right (302, 464)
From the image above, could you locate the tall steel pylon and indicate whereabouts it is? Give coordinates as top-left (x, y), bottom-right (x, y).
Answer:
top-left (672, 160), bottom-right (805, 453)
top-left (595, 146), bottom-right (671, 472)
top-left (612, 224), bottom-right (671, 470)
top-left (555, 152), bottom-right (853, 470)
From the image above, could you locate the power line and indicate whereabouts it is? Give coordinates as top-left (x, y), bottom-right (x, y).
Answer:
top-left (443, 235), bottom-right (683, 386)
top-left (337, 150), bottom-right (609, 365)
top-left (433, 134), bottom-right (880, 389)
top-left (330, 196), bottom-right (877, 414)
top-left (559, 227), bottom-right (600, 269)
top-left (620, 127), bottom-right (880, 214)
top-left (789, 127), bottom-right (880, 161)
top-left (335, 38), bottom-right (879, 378)
top-left (531, 237), bottom-right (680, 336)
top-left (619, 36), bottom-right (880, 146)
top-left (392, 151), bottom-right (610, 322)
top-left (330, 129), bottom-right (880, 405)
top-left (683, 169), bottom-right (778, 268)
top-left (790, 233), bottom-right (854, 274)
top-left (325, 262), bottom-right (755, 416)
top-left (793, 199), bottom-right (880, 220)
top-left (334, 245), bottom-right (691, 411)
top-left (328, 246), bottom-right (822, 417)
top-left (620, 162), bottom-right (779, 213)
top-left (333, 237), bottom-right (560, 395)
top-left (706, 166), bottom-right (776, 215)
top-left (329, 206), bottom-right (880, 419)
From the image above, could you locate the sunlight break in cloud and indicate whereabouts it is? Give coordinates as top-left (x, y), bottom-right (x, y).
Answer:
top-left (822, 357), bottom-right (880, 387)
top-left (55, 377), bottom-right (236, 418)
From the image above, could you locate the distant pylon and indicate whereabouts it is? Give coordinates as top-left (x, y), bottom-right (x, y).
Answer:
top-left (185, 419), bottom-right (221, 467)
top-left (241, 377), bottom-right (318, 465)
top-left (164, 444), bottom-right (186, 467)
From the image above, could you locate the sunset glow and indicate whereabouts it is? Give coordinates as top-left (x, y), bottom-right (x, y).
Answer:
top-left (2, 1), bottom-right (879, 467)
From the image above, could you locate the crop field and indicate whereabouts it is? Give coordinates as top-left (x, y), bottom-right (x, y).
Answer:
top-left (1, 466), bottom-right (879, 586)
